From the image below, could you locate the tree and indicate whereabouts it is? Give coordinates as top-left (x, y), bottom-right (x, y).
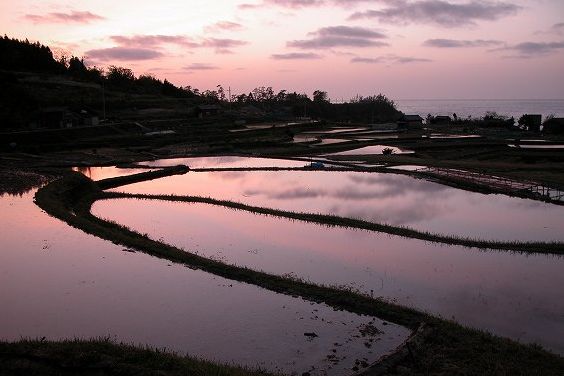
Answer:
top-left (106, 66), bottom-right (135, 89)
top-left (67, 57), bottom-right (89, 79)
top-left (313, 90), bottom-right (328, 103)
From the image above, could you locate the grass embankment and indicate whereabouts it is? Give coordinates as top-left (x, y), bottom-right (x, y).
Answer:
top-left (0, 338), bottom-right (275, 376)
top-left (106, 192), bottom-right (564, 255)
top-left (31, 171), bottom-right (564, 375)
top-left (95, 163), bottom-right (564, 255)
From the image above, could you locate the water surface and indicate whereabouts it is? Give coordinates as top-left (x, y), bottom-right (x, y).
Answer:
top-left (111, 170), bottom-right (564, 241)
top-left (396, 99), bottom-right (564, 119)
top-left (0, 191), bottom-right (408, 375)
top-left (137, 156), bottom-right (307, 169)
top-left (73, 166), bottom-right (155, 180)
top-left (325, 146), bottom-right (413, 156)
top-left (92, 198), bottom-right (564, 355)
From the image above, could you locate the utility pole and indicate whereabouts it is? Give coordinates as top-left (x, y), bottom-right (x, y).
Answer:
top-left (102, 80), bottom-right (106, 122)
top-left (228, 86), bottom-right (232, 111)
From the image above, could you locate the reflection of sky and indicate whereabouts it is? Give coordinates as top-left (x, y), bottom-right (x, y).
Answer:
top-left (0, 192), bottom-right (407, 375)
top-left (72, 167), bottom-right (154, 180)
top-left (137, 156), bottom-right (307, 168)
top-left (93, 199), bottom-right (564, 355)
top-left (115, 170), bottom-right (564, 241)
top-left (324, 145), bottom-right (413, 156)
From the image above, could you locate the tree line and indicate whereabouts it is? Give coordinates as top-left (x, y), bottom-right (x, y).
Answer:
top-left (0, 35), bottom-right (402, 125)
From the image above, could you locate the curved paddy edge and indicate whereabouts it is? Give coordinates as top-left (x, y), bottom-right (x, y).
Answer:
top-left (31, 171), bottom-right (564, 374)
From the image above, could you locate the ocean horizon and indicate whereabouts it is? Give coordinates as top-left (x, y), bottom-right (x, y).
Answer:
top-left (394, 99), bottom-right (564, 120)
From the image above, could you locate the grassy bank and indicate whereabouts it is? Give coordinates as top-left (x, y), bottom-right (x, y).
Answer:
top-left (105, 192), bottom-right (564, 255)
top-left (0, 338), bottom-right (275, 376)
top-left (32, 171), bottom-right (564, 375)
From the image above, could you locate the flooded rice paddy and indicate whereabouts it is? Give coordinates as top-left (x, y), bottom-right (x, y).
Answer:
top-left (92, 198), bottom-right (564, 355)
top-left (5, 158), bottom-right (564, 369)
top-left (0, 190), bottom-right (409, 375)
top-left (508, 144), bottom-right (564, 149)
top-left (72, 166), bottom-right (157, 180)
top-left (324, 145), bottom-right (414, 156)
top-left (111, 170), bottom-right (564, 242)
top-left (137, 156), bottom-right (308, 169)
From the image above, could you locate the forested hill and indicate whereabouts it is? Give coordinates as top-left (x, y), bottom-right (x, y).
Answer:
top-left (0, 36), bottom-right (195, 98)
top-left (0, 36), bottom-right (402, 130)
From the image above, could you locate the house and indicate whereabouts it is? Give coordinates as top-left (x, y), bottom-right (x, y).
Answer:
top-left (39, 107), bottom-right (72, 129)
top-left (398, 114), bottom-right (423, 129)
top-left (543, 118), bottom-right (564, 134)
top-left (431, 115), bottom-right (452, 125)
top-left (519, 114), bottom-right (542, 132)
top-left (39, 107), bottom-right (100, 129)
top-left (79, 109), bottom-right (100, 126)
top-left (195, 104), bottom-right (222, 118)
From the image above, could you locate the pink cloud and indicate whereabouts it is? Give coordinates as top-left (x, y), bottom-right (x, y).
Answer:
top-left (108, 34), bottom-right (248, 54)
top-left (205, 21), bottom-right (245, 33)
top-left (85, 47), bottom-right (163, 61)
top-left (185, 63), bottom-right (220, 70)
top-left (110, 35), bottom-right (199, 48)
top-left (24, 11), bottom-right (105, 24)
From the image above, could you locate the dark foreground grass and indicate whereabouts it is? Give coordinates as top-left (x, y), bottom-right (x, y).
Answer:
top-left (0, 338), bottom-right (276, 376)
top-left (31, 171), bottom-right (564, 375)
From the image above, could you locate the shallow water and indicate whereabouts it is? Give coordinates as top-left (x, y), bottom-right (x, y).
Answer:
top-left (0, 191), bottom-right (409, 375)
top-left (303, 128), bottom-right (368, 134)
top-left (112, 170), bottom-right (564, 242)
top-left (72, 166), bottom-right (155, 180)
top-left (92, 198), bottom-right (564, 355)
top-left (137, 156), bottom-right (308, 169)
top-left (508, 144), bottom-right (564, 149)
top-left (428, 134), bottom-right (482, 139)
top-left (324, 145), bottom-right (414, 156)
top-left (318, 138), bottom-right (352, 145)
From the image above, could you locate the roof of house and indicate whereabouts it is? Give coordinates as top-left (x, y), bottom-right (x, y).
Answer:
top-left (402, 114), bottom-right (423, 121)
top-left (198, 104), bottom-right (222, 111)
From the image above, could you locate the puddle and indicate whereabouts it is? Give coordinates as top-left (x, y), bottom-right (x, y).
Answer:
top-left (0, 191), bottom-right (409, 375)
top-left (110, 170), bottom-right (564, 241)
top-left (92, 198), bottom-right (564, 355)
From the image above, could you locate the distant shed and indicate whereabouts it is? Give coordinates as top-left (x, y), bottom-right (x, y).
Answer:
top-left (196, 104), bottom-right (222, 118)
top-left (398, 114), bottom-right (423, 129)
top-left (431, 115), bottom-right (452, 125)
top-left (39, 107), bottom-right (72, 129)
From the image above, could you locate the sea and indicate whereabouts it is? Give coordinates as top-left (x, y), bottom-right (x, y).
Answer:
top-left (395, 99), bottom-right (564, 121)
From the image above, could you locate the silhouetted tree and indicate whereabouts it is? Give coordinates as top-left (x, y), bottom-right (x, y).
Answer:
top-left (313, 90), bottom-right (328, 103)
top-left (0, 35), bottom-right (65, 73)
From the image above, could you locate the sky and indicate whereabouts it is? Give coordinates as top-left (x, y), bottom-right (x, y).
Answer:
top-left (2, 0), bottom-right (564, 100)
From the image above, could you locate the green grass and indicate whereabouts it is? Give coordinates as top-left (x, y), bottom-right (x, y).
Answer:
top-left (31, 171), bottom-right (564, 375)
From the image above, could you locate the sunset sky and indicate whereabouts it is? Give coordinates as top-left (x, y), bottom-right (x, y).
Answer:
top-left (2, 0), bottom-right (564, 99)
